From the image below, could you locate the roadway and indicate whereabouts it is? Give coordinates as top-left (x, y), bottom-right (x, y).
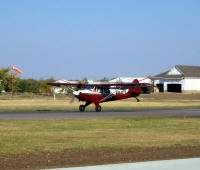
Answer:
top-left (0, 109), bottom-right (200, 120)
top-left (49, 158), bottom-right (200, 170)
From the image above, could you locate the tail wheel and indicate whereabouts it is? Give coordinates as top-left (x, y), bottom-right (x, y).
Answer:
top-left (79, 105), bottom-right (85, 112)
top-left (95, 105), bottom-right (101, 112)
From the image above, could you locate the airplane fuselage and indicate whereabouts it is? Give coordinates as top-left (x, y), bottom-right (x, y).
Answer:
top-left (48, 78), bottom-right (154, 112)
top-left (73, 86), bottom-right (141, 112)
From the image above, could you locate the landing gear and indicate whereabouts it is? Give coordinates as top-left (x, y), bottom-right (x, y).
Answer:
top-left (79, 105), bottom-right (85, 112)
top-left (79, 101), bottom-right (102, 112)
top-left (136, 97), bottom-right (140, 102)
top-left (95, 105), bottom-right (101, 112)
top-left (79, 101), bottom-right (92, 112)
top-left (132, 93), bottom-right (140, 102)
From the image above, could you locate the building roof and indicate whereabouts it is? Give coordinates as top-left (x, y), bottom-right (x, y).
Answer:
top-left (109, 77), bottom-right (152, 83)
top-left (153, 65), bottom-right (200, 79)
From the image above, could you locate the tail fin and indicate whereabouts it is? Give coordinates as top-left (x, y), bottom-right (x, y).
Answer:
top-left (133, 79), bottom-right (139, 84)
top-left (129, 79), bottom-right (141, 96)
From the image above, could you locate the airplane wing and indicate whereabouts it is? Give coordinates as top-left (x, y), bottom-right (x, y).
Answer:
top-left (48, 81), bottom-right (89, 87)
top-left (48, 81), bottom-right (154, 88)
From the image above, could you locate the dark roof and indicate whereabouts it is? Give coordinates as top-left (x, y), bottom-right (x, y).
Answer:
top-left (153, 65), bottom-right (200, 79)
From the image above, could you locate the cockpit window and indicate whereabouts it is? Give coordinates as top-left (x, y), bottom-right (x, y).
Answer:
top-left (86, 84), bottom-right (94, 89)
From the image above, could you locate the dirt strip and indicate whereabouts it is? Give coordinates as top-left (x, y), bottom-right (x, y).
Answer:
top-left (1, 146), bottom-right (200, 170)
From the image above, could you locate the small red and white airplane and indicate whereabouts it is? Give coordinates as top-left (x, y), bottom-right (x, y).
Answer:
top-left (48, 79), bottom-right (154, 112)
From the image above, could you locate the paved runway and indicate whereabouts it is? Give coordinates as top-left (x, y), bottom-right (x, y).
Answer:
top-left (49, 158), bottom-right (200, 170)
top-left (0, 109), bottom-right (200, 120)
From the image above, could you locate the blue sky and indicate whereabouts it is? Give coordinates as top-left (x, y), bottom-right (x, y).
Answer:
top-left (0, 0), bottom-right (200, 80)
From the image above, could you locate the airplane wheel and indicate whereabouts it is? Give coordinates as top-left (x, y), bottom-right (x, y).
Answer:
top-left (79, 105), bottom-right (85, 112)
top-left (95, 105), bottom-right (101, 112)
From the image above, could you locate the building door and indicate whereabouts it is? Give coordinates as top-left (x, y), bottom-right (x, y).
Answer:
top-left (156, 84), bottom-right (164, 92)
top-left (167, 84), bottom-right (182, 93)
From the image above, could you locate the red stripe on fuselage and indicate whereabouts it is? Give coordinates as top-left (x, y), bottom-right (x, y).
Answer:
top-left (79, 93), bottom-right (104, 102)
top-left (78, 92), bottom-right (134, 104)
top-left (115, 93), bottom-right (132, 100)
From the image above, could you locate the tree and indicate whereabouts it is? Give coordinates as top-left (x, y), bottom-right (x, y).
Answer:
top-left (39, 77), bottom-right (55, 94)
top-left (10, 74), bottom-right (21, 93)
top-left (18, 79), bottom-right (40, 93)
top-left (0, 68), bottom-right (10, 92)
top-left (82, 77), bottom-right (88, 83)
top-left (99, 77), bottom-right (109, 82)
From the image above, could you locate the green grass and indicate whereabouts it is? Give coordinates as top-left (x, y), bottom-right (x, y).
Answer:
top-left (0, 117), bottom-right (200, 155)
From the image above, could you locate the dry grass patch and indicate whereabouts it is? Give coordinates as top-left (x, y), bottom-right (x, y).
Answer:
top-left (0, 99), bottom-right (200, 111)
top-left (1, 93), bottom-right (200, 111)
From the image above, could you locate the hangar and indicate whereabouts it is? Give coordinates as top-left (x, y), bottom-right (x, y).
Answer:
top-left (153, 65), bottom-right (200, 93)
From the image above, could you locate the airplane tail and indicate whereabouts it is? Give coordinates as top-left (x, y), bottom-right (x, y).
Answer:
top-left (128, 79), bottom-right (141, 96)
top-left (132, 79), bottom-right (139, 84)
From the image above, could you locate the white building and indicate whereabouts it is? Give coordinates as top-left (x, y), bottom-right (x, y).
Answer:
top-left (109, 77), bottom-right (152, 84)
top-left (52, 80), bottom-right (73, 94)
top-left (153, 65), bottom-right (200, 93)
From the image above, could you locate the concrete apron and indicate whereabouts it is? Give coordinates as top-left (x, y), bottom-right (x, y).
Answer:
top-left (48, 158), bottom-right (200, 170)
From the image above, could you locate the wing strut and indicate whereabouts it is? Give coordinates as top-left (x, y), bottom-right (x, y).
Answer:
top-left (99, 93), bottom-right (115, 103)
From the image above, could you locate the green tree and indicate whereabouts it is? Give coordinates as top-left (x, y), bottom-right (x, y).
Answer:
top-left (39, 78), bottom-right (55, 94)
top-left (18, 79), bottom-right (40, 93)
top-left (82, 77), bottom-right (88, 83)
top-left (10, 74), bottom-right (21, 93)
top-left (99, 77), bottom-right (109, 82)
top-left (0, 68), bottom-right (10, 92)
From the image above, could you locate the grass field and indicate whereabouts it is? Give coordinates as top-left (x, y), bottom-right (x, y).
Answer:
top-left (1, 93), bottom-right (200, 169)
top-left (0, 117), bottom-right (200, 155)
top-left (1, 99), bottom-right (200, 112)
top-left (1, 93), bottom-right (200, 111)
top-left (0, 93), bottom-right (200, 154)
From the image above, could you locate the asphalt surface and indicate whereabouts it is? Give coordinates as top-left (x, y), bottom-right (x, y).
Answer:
top-left (0, 109), bottom-right (200, 120)
top-left (49, 158), bottom-right (200, 170)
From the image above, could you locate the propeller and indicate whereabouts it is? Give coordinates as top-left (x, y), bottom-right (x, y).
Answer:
top-left (64, 86), bottom-right (77, 103)
top-left (69, 95), bottom-right (76, 103)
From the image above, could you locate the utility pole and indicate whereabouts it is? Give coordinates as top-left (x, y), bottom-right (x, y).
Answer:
top-left (11, 67), bottom-right (23, 96)
top-left (11, 74), bottom-right (14, 96)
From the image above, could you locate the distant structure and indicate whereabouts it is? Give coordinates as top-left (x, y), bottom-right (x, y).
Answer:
top-left (153, 65), bottom-right (200, 93)
top-left (52, 80), bottom-right (71, 94)
top-left (109, 77), bottom-right (152, 84)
